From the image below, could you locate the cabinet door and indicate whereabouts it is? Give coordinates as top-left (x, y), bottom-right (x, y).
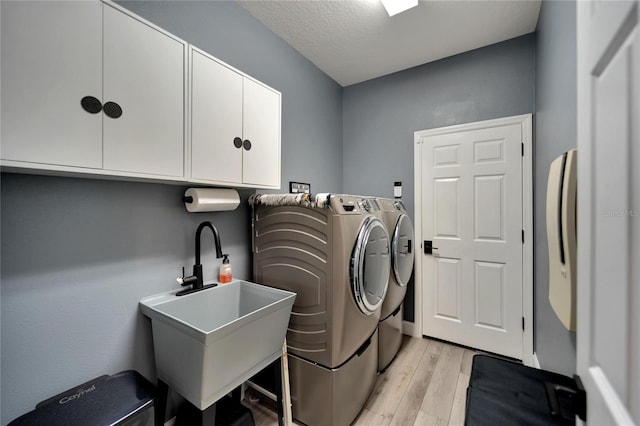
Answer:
top-left (242, 78), bottom-right (281, 187)
top-left (190, 50), bottom-right (243, 184)
top-left (1, 1), bottom-right (102, 168)
top-left (102, 4), bottom-right (185, 177)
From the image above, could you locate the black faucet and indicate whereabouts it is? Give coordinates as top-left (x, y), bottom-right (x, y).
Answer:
top-left (177, 221), bottom-right (224, 296)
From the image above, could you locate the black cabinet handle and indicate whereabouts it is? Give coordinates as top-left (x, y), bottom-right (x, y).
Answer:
top-left (103, 102), bottom-right (123, 119)
top-left (243, 139), bottom-right (252, 151)
top-left (81, 96), bottom-right (102, 114)
top-left (233, 137), bottom-right (243, 149)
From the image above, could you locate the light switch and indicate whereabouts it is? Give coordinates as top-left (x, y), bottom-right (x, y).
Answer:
top-left (394, 181), bottom-right (402, 198)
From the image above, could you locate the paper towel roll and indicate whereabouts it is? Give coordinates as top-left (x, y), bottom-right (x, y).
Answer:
top-left (184, 188), bottom-right (240, 212)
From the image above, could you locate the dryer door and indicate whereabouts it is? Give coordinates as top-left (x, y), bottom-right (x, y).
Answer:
top-left (351, 216), bottom-right (391, 314)
top-left (392, 213), bottom-right (415, 287)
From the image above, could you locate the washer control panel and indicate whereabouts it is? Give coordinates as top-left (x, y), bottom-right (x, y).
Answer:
top-left (331, 195), bottom-right (382, 213)
top-left (358, 199), bottom-right (380, 212)
top-left (393, 200), bottom-right (406, 211)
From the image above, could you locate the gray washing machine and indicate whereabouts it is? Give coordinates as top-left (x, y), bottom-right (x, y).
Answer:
top-left (252, 194), bottom-right (390, 426)
top-left (376, 198), bottom-right (415, 371)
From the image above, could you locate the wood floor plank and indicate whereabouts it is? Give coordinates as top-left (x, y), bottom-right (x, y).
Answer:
top-left (365, 372), bottom-right (391, 411)
top-left (417, 343), bottom-right (465, 421)
top-left (353, 407), bottom-right (392, 426)
top-left (389, 340), bottom-right (443, 426)
top-left (424, 338), bottom-right (445, 356)
top-left (413, 410), bottom-right (448, 426)
top-left (448, 372), bottom-right (471, 426)
top-left (461, 349), bottom-right (477, 376)
top-left (364, 336), bottom-right (429, 418)
top-left (365, 336), bottom-right (415, 409)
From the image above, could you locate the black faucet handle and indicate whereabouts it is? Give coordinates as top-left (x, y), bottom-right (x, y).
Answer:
top-left (176, 275), bottom-right (198, 287)
top-left (176, 267), bottom-right (199, 287)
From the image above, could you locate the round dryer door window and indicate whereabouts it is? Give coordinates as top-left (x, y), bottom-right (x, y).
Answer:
top-left (351, 217), bottom-right (391, 314)
top-left (392, 214), bottom-right (415, 287)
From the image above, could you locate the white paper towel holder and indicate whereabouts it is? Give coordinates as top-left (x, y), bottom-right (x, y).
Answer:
top-left (183, 188), bottom-right (240, 212)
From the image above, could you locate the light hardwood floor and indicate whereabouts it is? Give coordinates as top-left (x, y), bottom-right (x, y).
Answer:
top-left (243, 335), bottom-right (480, 426)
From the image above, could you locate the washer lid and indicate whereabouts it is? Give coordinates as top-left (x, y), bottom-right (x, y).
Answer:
top-left (351, 216), bottom-right (390, 314)
top-left (392, 214), bottom-right (415, 287)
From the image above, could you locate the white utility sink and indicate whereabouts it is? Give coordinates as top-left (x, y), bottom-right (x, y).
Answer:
top-left (140, 280), bottom-right (295, 410)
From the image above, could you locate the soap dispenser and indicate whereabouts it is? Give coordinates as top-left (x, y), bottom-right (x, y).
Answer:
top-left (219, 254), bottom-right (232, 284)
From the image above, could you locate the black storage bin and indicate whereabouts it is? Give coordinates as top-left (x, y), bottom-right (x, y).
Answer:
top-left (9, 370), bottom-right (155, 426)
top-left (465, 355), bottom-right (584, 426)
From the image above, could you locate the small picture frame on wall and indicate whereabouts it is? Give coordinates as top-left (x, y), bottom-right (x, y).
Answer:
top-left (289, 182), bottom-right (311, 194)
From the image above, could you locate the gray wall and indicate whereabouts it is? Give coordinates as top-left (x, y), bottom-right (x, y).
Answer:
top-left (1, 175), bottom-right (254, 422)
top-left (0, 1), bottom-right (342, 423)
top-left (533, 0), bottom-right (577, 376)
top-left (343, 34), bottom-right (536, 320)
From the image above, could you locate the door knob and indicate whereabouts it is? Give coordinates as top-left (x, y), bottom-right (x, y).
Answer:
top-left (424, 240), bottom-right (438, 255)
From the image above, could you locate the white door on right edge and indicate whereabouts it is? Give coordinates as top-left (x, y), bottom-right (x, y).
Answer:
top-left (420, 122), bottom-right (523, 360)
top-left (576, 1), bottom-right (639, 424)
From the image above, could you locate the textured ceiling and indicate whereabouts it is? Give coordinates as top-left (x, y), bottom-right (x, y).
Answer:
top-left (237, 0), bottom-right (541, 87)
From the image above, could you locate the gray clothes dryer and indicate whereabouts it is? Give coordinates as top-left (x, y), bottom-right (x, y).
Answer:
top-left (252, 194), bottom-right (391, 426)
top-left (376, 198), bottom-right (415, 371)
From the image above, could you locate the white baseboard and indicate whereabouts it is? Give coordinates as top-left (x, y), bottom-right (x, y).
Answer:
top-left (532, 352), bottom-right (541, 369)
top-left (402, 320), bottom-right (420, 337)
top-left (521, 351), bottom-right (540, 368)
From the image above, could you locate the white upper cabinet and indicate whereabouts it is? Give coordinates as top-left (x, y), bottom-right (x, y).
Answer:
top-left (242, 78), bottom-right (281, 188)
top-left (1, 1), bottom-right (280, 188)
top-left (190, 47), bottom-right (281, 189)
top-left (1, 1), bottom-right (103, 169)
top-left (1, 1), bottom-right (186, 179)
top-left (191, 50), bottom-right (244, 184)
top-left (102, 5), bottom-right (185, 177)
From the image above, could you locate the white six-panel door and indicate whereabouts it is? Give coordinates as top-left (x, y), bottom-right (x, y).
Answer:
top-left (416, 116), bottom-right (531, 360)
top-left (576, 1), bottom-right (639, 424)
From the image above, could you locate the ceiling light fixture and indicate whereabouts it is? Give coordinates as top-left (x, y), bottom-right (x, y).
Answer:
top-left (381, 0), bottom-right (419, 17)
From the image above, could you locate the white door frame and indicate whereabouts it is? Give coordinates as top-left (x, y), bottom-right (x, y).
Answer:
top-left (412, 114), bottom-right (534, 367)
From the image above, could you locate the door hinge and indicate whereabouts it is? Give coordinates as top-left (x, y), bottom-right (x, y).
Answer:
top-left (522, 230), bottom-right (525, 243)
top-left (522, 317), bottom-right (525, 331)
top-left (521, 143), bottom-right (524, 156)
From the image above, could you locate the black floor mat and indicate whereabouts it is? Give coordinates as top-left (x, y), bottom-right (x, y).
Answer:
top-left (465, 355), bottom-right (577, 426)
